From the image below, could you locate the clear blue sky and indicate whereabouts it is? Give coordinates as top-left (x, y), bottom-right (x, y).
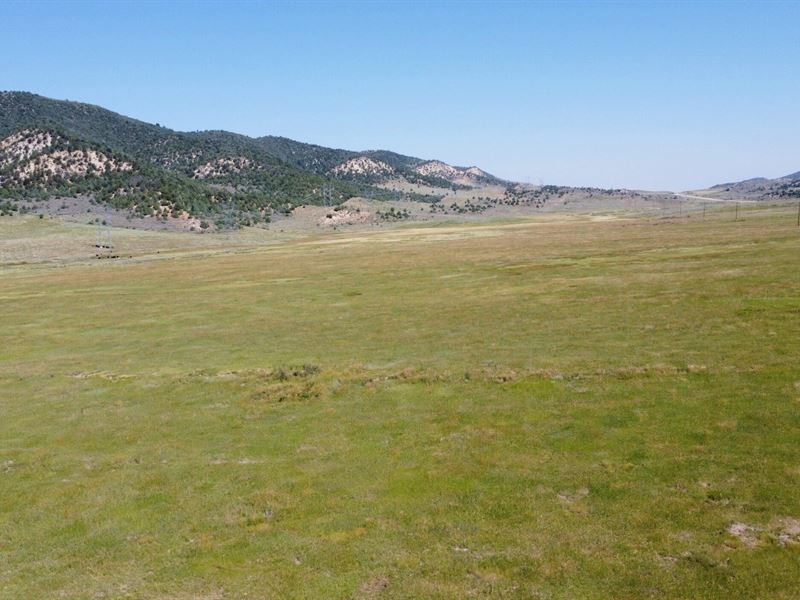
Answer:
top-left (1, 1), bottom-right (798, 190)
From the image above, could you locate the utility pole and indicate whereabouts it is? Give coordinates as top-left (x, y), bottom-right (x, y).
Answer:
top-left (735, 202), bottom-right (739, 221)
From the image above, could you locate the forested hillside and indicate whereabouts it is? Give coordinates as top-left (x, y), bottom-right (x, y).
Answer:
top-left (0, 92), bottom-right (501, 227)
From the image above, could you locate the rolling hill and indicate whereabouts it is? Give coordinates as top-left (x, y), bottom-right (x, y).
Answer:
top-left (691, 171), bottom-right (800, 201)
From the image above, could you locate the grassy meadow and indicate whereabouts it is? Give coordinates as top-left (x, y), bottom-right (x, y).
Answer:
top-left (1, 205), bottom-right (799, 598)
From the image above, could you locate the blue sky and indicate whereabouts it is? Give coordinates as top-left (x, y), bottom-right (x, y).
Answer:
top-left (1, 1), bottom-right (798, 190)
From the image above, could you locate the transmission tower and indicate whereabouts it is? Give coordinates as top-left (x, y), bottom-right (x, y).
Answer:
top-left (322, 183), bottom-right (334, 207)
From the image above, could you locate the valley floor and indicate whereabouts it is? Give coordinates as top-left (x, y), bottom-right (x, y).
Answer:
top-left (1, 203), bottom-right (799, 598)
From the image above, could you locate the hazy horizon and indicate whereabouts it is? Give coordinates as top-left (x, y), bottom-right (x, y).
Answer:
top-left (1, 1), bottom-right (798, 190)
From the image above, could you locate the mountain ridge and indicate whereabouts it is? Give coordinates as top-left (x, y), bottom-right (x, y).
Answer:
top-left (0, 91), bottom-right (501, 185)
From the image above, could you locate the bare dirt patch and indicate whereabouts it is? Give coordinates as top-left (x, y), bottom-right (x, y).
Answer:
top-left (727, 518), bottom-right (800, 548)
top-left (356, 575), bottom-right (389, 599)
top-left (773, 517), bottom-right (800, 546)
top-left (727, 522), bottom-right (759, 547)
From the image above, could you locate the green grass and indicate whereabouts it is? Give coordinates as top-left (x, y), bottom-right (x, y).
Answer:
top-left (1, 206), bottom-right (799, 598)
